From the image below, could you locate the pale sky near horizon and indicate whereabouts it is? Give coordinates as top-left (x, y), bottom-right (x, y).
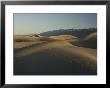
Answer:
top-left (14, 13), bottom-right (97, 35)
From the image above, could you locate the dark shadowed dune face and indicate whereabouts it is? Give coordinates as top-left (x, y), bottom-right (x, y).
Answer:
top-left (72, 32), bottom-right (97, 49)
top-left (73, 39), bottom-right (97, 49)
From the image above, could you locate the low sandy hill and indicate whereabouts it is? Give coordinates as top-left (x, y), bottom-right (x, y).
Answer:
top-left (14, 35), bottom-right (39, 48)
top-left (14, 35), bottom-right (57, 42)
top-left (14, 35), bottom-right (56, 48)
top-left (73, 32), bottom-right (97, 49)
top-left (14, 35), bottom-right (39, 42)
top-left (15, 41), bottom-right (73, 57)
top-left (50, 35), bottom-right (78, 40)
top-left (84, 32), bottom-right (97, 41)
top-left (37, 36), bottom-right (56, 41)
top-left (14, 40), bottom-right (97, 75)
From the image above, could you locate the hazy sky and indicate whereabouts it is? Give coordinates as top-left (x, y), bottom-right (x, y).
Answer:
top-left (14, 13), bottom-right (97, 35)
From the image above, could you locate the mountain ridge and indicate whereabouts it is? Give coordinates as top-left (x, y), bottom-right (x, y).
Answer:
top-left (39, 28), bottom-right (97, 38)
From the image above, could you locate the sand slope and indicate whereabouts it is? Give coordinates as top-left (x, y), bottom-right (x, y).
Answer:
top-left (73, 32), bottom-right (97, 49)
top-left (14, 39), bottom-right (97, 75)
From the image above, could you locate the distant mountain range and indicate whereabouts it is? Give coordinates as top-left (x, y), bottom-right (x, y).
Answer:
top-left (40, 28), bottom-right (97, 38)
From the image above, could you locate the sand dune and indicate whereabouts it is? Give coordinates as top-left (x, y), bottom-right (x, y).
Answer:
top-left (72, 32), bottom-right (97, 49)
top-left (15, 41), bottom-right (73, 57)
top-left (14, 35), bottom-right (56, 48)
top-left (14, 34), bottom-right (97, 75)
top-left (14, 39), bottom-right (97, 75)
top-left (84, 32), bottom-right (97, 41)
top-left (50, 35), bottom-right (78, 40)
top-left (14, 47), bottom-right (97, 75)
